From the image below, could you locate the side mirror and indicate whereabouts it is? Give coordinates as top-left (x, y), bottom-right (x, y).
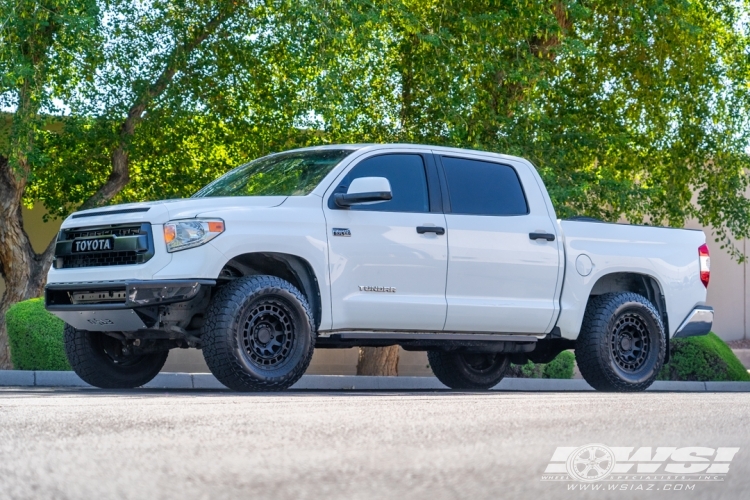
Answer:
top-left (334, 177), bottom-right (393, 208)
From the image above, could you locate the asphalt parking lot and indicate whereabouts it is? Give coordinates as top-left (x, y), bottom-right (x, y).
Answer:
top-left (0, 389), bottom-right (748, 500)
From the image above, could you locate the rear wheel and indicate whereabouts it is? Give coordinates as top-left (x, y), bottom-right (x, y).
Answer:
top-left (63, 325), bottom-right (168, 389)
top-left (576, 292), bottom-right (666, 392)
top-left (428, 350), bottom-right (510, 390)
top-left (202, 275), bottom-right (315, 391)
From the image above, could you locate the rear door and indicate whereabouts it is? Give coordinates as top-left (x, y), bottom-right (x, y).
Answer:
top-left (438, 154), bottom-right (561, 333)
top-left (324, 151), bottom-right (448, 331)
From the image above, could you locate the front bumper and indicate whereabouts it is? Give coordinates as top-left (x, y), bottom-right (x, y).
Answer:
top-left (45, 280), bottom-right (214, 332)
top-left (673, 305), bottom-right (713, 338)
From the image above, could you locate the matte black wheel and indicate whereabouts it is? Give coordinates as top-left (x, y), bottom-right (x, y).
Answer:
top-left (63, 325), bottom-right (168, 389)
top-left (428, 350), bottom-right (510, 390)
top-left (576, 292), bottom-right (666, 392)
top-left (242, 300), bottom-right (296, 367)
top-left (202, 275), bottom-right (315, 391)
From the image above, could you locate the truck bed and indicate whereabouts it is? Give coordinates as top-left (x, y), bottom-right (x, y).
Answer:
top-left (554, 220), bottom-right (707, 339)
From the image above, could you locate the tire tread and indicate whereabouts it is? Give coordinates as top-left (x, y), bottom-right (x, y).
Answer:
top-left (201, 275), bottom-right (315, 392)
top-left (428, 350), bottom-right (508, 390)
top-left (63, 325), bottom-right (168, 389)
top-left (575, 292), bottom-right (665, 392)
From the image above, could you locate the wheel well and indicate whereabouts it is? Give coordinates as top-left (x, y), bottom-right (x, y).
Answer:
top-left (217, 252), bottom-right (322, 329)
top-left (586, 272), bottom-right (670, 361)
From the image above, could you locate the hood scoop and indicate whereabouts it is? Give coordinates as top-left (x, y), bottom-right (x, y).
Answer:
top-left (71, 207), bottom-right (151, 219)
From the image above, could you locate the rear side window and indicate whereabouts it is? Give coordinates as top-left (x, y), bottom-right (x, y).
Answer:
top-left (335, 154), bottom-right (429, 213)
top-left (441, 156), bottom-right (528, 216)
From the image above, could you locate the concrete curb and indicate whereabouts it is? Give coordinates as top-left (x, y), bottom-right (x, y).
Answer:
top-left (0, 370), bottom-right (35, 386)
top-left (34, 371), bottom-right (90, 387)
top-left (0, 371), bottom-right (749, 391)
top-left (144, 372), bottom-right (194, 390)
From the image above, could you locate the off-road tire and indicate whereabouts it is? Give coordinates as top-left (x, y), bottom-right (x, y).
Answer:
top-left (576, 292), bottom-right (666, 392)
top-left (63, 325), bottom-right (168, 389)
top-left (202, 275), bottom-right (315, 391)
top-left (428, 350), bottom-right (510, 390)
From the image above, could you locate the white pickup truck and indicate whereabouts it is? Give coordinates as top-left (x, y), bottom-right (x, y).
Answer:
top-left (45, 144), bottom-right (713, 392)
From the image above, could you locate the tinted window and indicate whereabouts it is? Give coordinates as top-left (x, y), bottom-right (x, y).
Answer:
top-left (336, 154), bottom-right (429, 213)
top-left (441, 157), bottom-right (528, 216)
top-left (193, 149), bottom-right (353, 197)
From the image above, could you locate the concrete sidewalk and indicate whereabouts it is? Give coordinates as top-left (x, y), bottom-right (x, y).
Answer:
top-left (0, 370), bottom-right (749, 391)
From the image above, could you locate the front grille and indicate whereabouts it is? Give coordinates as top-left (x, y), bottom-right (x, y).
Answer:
top-left (62, 251), bottom-right (141, 268)
top-left (55, 223), bottom-right (154, 269)
top-left (64, 226), bottom-right (142, 240)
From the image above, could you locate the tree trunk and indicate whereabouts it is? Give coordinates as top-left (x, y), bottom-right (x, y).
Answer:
top-left (398, 33), bottom-right (418, 140)
top-left (0, 156), bottom-right (56, 368)
top-left (356, 346), bottom-right (399, 376)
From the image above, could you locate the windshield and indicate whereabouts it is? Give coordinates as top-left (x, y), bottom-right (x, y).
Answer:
top-left (192, 149), bottom-right (354, 198)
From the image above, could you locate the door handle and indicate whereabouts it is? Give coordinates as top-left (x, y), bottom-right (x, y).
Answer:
top-left (417, 226), bottom-right (445, 235)
top-left (529, 232), bottom-right (555, 241)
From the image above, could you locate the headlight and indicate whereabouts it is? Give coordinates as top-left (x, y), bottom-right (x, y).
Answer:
top-left (163, 220), bottom-right (225, 252)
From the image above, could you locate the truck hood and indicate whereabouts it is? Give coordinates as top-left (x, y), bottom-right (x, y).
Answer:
top-left (60, 196), bottom-right (288, 228)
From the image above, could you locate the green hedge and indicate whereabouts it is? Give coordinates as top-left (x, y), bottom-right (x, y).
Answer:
top-left (658, 332), bottom-right (749, 382)
top-left (6, 298), bottom-right (70, 371)
top-left (510, 351), bottom-right (575, 379)
top-left (544, 351), bottom-right (576, 379)
top-left (510, 334), bottom-right (750, 382)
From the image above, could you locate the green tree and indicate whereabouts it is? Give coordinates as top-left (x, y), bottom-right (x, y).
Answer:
top-left (303, 0), bottom-right (750, 374)
top-left (0, 0), bottom-right (301, 368)
top-left (310, 1), bottom-right (750, 251)
top-left (0, 0), bottom-right (104, 369)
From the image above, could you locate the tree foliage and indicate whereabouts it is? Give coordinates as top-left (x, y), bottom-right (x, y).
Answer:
top-left (10, 1), bottom-right (750, 249)
top-left (17, 1), bottom-right (326, 212)
top-left (305, 0), bottom-right (750, 257)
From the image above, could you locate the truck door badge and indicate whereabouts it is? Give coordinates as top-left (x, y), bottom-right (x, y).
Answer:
top-left (359, 286), bottom-right (396, 293)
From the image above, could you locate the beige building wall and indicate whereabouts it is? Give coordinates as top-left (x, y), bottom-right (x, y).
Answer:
top-left (686, 220), bottom-right (748, 341)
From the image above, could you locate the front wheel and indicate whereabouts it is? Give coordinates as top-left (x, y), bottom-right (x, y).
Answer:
top-left (201, 275), bottom-right (315, 391)
top-left (428, 350), bottom-right (510, 390)
top-left (63, 325), bottom-right (168, 389)
top-left (576, 292), bottom-right (666, 392)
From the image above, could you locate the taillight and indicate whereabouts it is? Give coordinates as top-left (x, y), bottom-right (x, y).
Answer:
top-left (699, 244), bottom-right (710, 288)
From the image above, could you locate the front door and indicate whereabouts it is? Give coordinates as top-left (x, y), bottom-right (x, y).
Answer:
top-left (324, 152), bottom-right (448, 331)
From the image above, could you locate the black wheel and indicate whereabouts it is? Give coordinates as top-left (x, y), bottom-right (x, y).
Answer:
top-left (576, 292), bottom-right (666, 392)
top-left (428, 350), bottom-right (510, 390)
top-left (63, 325), bottom-right (168, 389)
top-left (202, 275), bottom-right (315, 391)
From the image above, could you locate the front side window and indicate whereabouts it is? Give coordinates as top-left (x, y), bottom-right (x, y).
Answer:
top-left (334, 154), bottom-right (430, 213)
top-left (193, 149), bottom-right (354, 197)
top-left (441, 156), bottom-right (528, 216)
